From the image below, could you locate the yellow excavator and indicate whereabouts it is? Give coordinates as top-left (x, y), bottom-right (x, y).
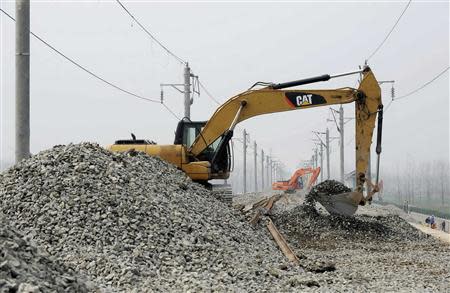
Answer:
top-left (109, 66), bottom-right (383, 216)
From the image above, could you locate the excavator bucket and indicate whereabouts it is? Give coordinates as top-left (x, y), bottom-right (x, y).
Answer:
top-left (315, 191), bottom-right (364, 216)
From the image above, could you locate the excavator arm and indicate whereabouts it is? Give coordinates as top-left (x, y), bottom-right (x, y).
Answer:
top-left (109, 66), bottom-right (382, 215)
top-left (189, 88), bottom-right (359, 156)
top-left (190, 66), bottom-right (382, 215)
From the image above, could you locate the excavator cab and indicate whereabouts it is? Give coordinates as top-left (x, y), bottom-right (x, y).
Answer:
top-left (174, 118), bottom-right (206, 148)
top-left (174, 118), bottom-right (232, 177)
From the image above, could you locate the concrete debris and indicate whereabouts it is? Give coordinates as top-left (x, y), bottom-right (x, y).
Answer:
top-left (0, 216), bottom-right (90, 292)
top-left (0, 143), bottom-right (305, 292)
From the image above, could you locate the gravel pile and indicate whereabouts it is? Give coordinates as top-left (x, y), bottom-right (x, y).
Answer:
top-left (269, 180), bottom-right (450, 291)
top-left (277, 180), bottom-right (424, 243)
top-left (307, 180), bottom-right (351, 199)
top-left (273, 202), bottom-right (426, 246)
top-left (0, 143), bottom-right (307, 292)
top-left (0, 217), bottom-right (90, 292)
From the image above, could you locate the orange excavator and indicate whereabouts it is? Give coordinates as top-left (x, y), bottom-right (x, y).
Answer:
top-left (272, 167), bottom-right (321, 193)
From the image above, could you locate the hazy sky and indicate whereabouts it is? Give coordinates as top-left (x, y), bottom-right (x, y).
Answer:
top-left (1, 1), bottom-right (449, 179)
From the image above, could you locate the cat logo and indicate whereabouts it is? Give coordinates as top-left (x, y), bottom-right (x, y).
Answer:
top-left (284, 92), bottom-right (327, 108)
top-left (296, 94), bottom-right (313, 106)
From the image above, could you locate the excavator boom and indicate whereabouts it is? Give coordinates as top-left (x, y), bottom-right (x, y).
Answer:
top-left (187, 66), bottom-right (381, 214)
top-left (189, 87), bottom-right (358, 157)
top-left (109, 66), bottom-right (382, 215)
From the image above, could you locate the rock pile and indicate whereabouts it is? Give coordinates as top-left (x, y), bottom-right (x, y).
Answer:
top-left (277, 180), bottom-right (426, 244)
top-left (268, 180), bottom-right (450, 292)
top-left (0, 143), bottom-right (304, 292)
top-left (0, 217), bottom-right (89, 292)
top-left (306, 180), bottom-right (351, 200)
top-left (273, 204), bottom-right (426, 246)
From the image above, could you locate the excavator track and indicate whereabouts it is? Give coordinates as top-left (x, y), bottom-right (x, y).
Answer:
top-left (211, 184), bottom-right (233, 205)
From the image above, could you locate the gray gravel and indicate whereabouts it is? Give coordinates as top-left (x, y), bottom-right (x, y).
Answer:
top-left (0, 216), bottom-right (90, 292)
top-left (273, 181), bottom-right (450, 292)
top-left (0, 143), bottom-right (307, 292)
top-left (2, 145), bottom-right (448, 292)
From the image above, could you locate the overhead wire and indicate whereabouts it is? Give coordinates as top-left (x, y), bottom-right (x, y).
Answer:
top-left (116, 0), bottom-right (227, 120)
top-left (366, 0), bottom-right (412, 61)
top-left (114, 1), bottom-right (226, 121)
top-left (394, 67), bottom-right (449, 101)
top-left (162, 103), bottom-right (181, 120)
top-left (115, 0), bottom-right (186, 65)
top-left (344, 67), bottom-right (448, 172)
top-left (198, 80), bottom-right (221, 106)
top-left (384, 99), bottom-right (394, 113)
top-left (0, 8), bottom-right (181, 120)
top-left (116, 0), bottom-right (246, 121)
top-left (384, 67), bottom-right (449, 114)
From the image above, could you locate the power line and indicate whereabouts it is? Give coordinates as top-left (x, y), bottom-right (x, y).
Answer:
top-left (395, 67), bottom-right (449, 101)
top-left (366, 0), bottom-right (412, 61)
top-left (384, 99), bottom-right (394, 114)
top-left (0, 8), bottom-right (181, 120)
top-left (1, 8), bottom-right (160, 104)
top-left (162, 103), bottom-right (181, 120)
top-left (347, 67), bottom-right (448, 146)
top-left (115, 0), bottom-right (186, 65)
top-left (115, 0), bottom-right (224, 116)
top-left (198, 80), bottom-right (221, 105)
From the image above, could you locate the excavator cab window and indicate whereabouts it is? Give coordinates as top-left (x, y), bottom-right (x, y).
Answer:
top-left (174, 118), bottom-right (231, 174)
top-left (183, 126), bottom-right (197, 148)
top-left (174, 119), bottom-right (207, 148)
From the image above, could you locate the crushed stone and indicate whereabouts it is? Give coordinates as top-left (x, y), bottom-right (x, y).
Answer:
top-left (0, 143), bottom-right (305, 292)
top-left (0, 216), bottom-right (90, 292)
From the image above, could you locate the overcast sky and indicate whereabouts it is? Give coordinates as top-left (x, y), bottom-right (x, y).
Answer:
top-left (1, 1), bottom-right (449, 179)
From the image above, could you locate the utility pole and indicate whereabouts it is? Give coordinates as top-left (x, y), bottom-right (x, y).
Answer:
top-left (326, 128), bottom-right (330, 180)
top-left (243, 129), bottom-right (247, 194)
top-left (270, 158), bottom-right (273, 186)
top-left (183, 63), bottom-right (191, 119)
top-left (275, 163), bottom-right (278, 181)
top-left (330, 106), bottom-right (353, 182)
top-left (266, 155), bottom-right (270, 188)
top-left (314, 148), bottom-right (318, 169)
top-left (270, 157), bottom-right (273, 186)
top-left (270, 161), bottom-right (277, 182)
top-left (15, 0), bottom-right (30, 162)
top-left (161, 63), bottom-right (198, 120)
top-left (273, 162), bottom-right (277, 181)
top-left (313, 130), bottom-right (327, 182)
top-left (254, 141), bottom-right (257, 192)
top-left (367, 148), bottom-right (372, 195)
top-left (261, 149), bottom-right (265, 190)
top-left (272, 161), bottom-right (275, 182)
top-left (339, 105), bottom-right (344, 182)
top-left (320, 143), bottom-right (324, 182)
